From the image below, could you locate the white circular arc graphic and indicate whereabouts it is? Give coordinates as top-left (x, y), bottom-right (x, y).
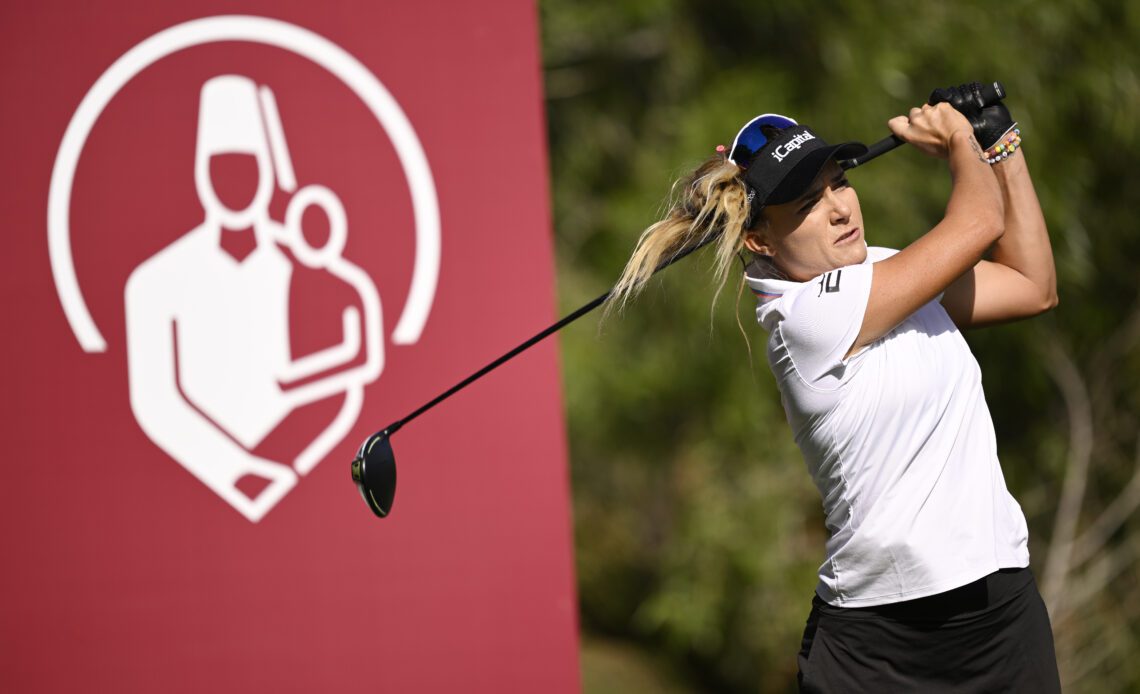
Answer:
top-left (48, 14), bottom-right (439, 352)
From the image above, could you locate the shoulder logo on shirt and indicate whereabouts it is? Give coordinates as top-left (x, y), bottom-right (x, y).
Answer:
top-left (816, 270), bottom-right (842, 297)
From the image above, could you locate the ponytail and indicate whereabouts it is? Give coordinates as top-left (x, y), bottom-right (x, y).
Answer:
top-left (605, 156), bottom-right (754, 317)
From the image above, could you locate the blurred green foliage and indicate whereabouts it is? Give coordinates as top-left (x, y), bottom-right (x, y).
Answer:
top-left (540, 0), bottom-right (1140, 691)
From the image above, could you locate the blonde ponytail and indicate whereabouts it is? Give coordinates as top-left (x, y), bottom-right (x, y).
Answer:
top-left (605, 156), bottom-right (754, 317)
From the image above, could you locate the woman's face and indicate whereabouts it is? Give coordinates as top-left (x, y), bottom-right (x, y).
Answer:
top-left (744, 160), bottom-right (866, 281)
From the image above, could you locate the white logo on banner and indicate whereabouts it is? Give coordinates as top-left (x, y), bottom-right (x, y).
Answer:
top-left (48, 17), bottom-right (440, 522)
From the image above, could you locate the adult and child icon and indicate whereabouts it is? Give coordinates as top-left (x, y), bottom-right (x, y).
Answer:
top-left (125, 74), bottom-right (382, 522)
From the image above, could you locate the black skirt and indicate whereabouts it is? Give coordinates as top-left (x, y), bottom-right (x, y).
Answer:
top-left (797, 567), bottom-right (1061, 693)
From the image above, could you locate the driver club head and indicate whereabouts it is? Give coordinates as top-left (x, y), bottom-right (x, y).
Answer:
top-left (351, 430), bottom-right (397, 518)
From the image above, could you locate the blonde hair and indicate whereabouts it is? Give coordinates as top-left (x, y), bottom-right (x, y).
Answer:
top-left (605, 156), bottom-right (755, 317)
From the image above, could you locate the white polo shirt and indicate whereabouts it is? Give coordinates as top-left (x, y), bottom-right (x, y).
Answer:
top-left (746, 246), bottom-right (1029, 607)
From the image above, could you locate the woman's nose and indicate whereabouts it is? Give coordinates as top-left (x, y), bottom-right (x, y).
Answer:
top-left (826, 188), bottom-right (851, 221)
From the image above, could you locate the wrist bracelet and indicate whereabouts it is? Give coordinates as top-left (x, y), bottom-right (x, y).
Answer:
top-left (984, 127), bottom-right (1021, 164)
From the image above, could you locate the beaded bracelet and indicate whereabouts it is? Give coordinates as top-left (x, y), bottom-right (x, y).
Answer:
top-left (984, 127), bottom-right (1021, 164)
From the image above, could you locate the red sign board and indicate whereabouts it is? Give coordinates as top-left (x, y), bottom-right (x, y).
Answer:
top-left (1, 4), bottom-right (578, 691)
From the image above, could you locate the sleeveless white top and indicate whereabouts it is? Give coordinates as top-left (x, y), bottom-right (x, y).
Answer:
top-left (746, 246), bottom-right (1029, 607)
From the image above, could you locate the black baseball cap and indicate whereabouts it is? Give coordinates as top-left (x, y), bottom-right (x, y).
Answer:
top-left (729, 114), bottom-right (867, 224)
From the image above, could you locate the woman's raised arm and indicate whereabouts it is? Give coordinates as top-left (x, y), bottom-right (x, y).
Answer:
top-left (940, 148), bottom-right (1058, 327)
top-left (847, 103), bottom-right (1004, 356)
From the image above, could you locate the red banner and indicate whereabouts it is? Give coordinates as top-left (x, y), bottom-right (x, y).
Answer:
top-left (1, 3), bottom-right (578, 691)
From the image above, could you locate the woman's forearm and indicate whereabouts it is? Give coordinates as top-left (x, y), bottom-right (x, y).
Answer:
top-left (945, 130), bottom-right (1005, 234)
top-left (989, 150), bottom-right (1058, 306)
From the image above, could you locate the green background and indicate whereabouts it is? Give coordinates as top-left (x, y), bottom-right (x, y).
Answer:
top-left (540, 1), bottom-right (1140, 691)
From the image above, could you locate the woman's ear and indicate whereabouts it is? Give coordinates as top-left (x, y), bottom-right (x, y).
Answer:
top-left (743, 231), bottom-right (772, 257)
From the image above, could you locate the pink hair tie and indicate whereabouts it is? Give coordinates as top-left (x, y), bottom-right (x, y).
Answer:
top-left (715, 144), bottom-right (726, 154)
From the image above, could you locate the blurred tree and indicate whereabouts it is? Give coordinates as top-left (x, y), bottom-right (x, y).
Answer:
top-left (540, 0), bottom-right (1140, 691)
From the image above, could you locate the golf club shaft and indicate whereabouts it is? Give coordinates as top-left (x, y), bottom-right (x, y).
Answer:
top-left (382, 233), bottom-right (720, 436)
top-left (840, 134), bottom-right (903, 170)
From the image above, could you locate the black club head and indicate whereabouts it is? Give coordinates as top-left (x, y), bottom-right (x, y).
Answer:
top-left (351, 430), bottom-right (397, 518)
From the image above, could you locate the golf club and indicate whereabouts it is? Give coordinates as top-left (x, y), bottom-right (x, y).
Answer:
top-left (351, 82), bottom-right (1008, 518)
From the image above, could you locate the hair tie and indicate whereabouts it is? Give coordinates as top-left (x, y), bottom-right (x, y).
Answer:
top-left (715, 144), bottom-right (727, 157)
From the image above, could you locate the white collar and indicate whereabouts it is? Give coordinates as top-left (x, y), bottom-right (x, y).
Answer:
top-left (744, 259), bottom-right (797, 305)
top-left (744, 249), bottom-right (878, 305)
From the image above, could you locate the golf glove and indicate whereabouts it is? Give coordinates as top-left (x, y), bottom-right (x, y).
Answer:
top-left (929, 82), bottom-right (1017, 150)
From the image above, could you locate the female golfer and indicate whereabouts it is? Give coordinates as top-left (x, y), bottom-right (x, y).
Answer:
top-left (609, 96), bottom-right (1061, 691)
